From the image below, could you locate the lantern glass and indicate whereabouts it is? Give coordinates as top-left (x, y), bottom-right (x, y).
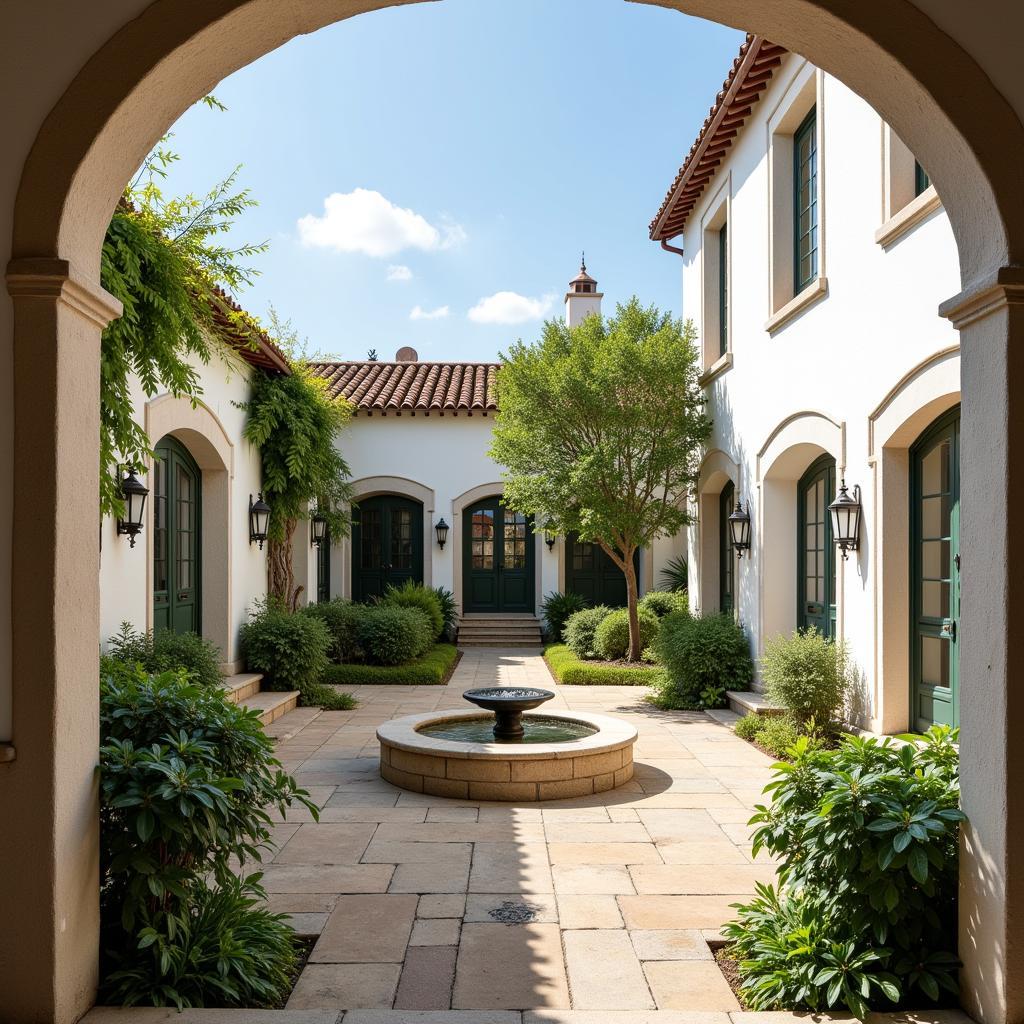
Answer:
top-left (250, 493), bottom-right (271, 548)
top-left (727, 499), bottom-right (751, 554)
top-left (311, 514), bottom-right (328, 545)
top-left (828, 481), bottom-right (862, 557)
top-left (117, 467), bottom-right (149, 547)
top-left (435, 518), bottom-right (449, 549)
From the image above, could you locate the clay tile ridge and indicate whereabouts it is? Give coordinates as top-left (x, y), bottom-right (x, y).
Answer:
top-left (308, 360), bottom-right (501, 416)
top-left (649, 34), bottom-right (787, 242)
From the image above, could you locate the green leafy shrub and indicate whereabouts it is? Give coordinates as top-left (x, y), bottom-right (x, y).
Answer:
top-left (357, 605), bottom-right (433, 665)
top-left (541, 590), bottom-right (588, 642)
top-left (659, 554), bottom-right (689, 592)
top-left (322, 644), bottom-right (459, 686)
top-left (99, 665), bottom-right (315, 1007)
top-left (594, 607), bottom-right (660, 661)
top-left (754, 714), bottom-right (803, 759)
top-left (106, 621), bottom-right (222, 689)
top-left (733, 713), bottom-right (763, 741)
top-left (762, 627), bottom-right (851, 725)
top-left (545, 644), bottom-right (664, 686)
top-left (433, 586), bottom-right (457, 641)
top-left (725, 727), bottom-right (965, 1016)
top-left (300, 599), bottom-right (367, 663)
top-left (652, 611), bottom-right (753, 708)
top-left (380, 579), bottom-right (444, 640)
top-left (563, 605), bottom-right (613, 660)
top-left (638, 589), bottom-right (688, 618)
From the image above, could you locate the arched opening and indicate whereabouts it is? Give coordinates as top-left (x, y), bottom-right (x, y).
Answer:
top-left (3, 5), bottom-right (1024, 1023)
top-left (694, 449), bottom-right (739, 615)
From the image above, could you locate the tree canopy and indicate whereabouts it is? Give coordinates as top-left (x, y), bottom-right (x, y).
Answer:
top-left (490, 297), bottom-right (710, 659)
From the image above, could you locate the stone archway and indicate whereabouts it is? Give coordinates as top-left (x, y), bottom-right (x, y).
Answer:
top-left (3, 4), bottom-right (1024, 1023)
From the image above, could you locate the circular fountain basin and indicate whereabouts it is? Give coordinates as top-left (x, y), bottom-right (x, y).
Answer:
top-left (377, 709), bottom-right (637, 802)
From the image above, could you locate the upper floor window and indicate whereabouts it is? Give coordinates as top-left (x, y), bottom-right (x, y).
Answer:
top-left (876, 125), bottom-right (941, 248)
top-left (914, 160), bottom-right (930, 197)
top-left (794, 106), bottom-right (819, 293)
top-left (718, 221), bottom-right (729, 358)
top-left (699, 177), bottom-right (730, 373)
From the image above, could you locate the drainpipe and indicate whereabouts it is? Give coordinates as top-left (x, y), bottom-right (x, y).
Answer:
top-left (660, 238), bottom-right (685, 258)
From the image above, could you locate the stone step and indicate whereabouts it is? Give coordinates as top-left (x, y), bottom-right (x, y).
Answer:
top-left (240, 690), bottom-right (300, 725)
top-left (726, 690), bottom-right (785, 717)
top-left (458, 630), bottom-right (542, 641)
top-left (457, 624), bottom-right (543, 636)
top-left (221, 672), bottom-right (263, 704)
top-left (459, 639), bottom-right (543, 648)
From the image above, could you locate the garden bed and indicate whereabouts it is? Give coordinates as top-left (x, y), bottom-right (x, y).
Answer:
top-left (544, 643), bottom-right (664, 686)
top-left (321, 644), bottom-right (460, 686)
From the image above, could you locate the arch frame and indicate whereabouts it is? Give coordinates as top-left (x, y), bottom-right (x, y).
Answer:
top-left (694, 448), bottom-right (740, 615)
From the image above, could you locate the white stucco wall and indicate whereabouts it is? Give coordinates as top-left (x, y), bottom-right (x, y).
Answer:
top-left (680, 57), bottom-right (961, 732)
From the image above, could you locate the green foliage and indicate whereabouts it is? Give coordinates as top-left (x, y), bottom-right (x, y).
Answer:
top-left (563, 605), bottom-right (613, 660)
top-left (99, 665), bottom-right (314, 1007)
top-left (541, 590), bottom-right (589, 642)
top-left (638, 589), bottom-right (688, 618)
top-left (380, 580), bottom-right (445, 640)
top-left (106, 621), bottom-right (222, 689)
top-left (299, 599), bottom-right (366, 663)
top-left (733, 713), bottom-right (763, 741)
top-left (659, 554), bottom-right (689, 592)
top-left (545, 644), bottom-right (665, 686)
top-left (322, 644), bottom-right (459, 686)
top-left (240, 599), bottom-right (351, 708)
top-left (491, 297), bottom-right (711, 660)
top-left (357, 605), bottom-right (433, 665)
top-left (755, 715), bottom-right (804, 759)
top-left (725, 727), bottom-right (965, 1016)
top-left (433, 587), bottom-right (458, 641)
top-left (652, 611), bottom-right (753, 709)
top-left (100, 116), bottom-right (267, 517)
top-left (762, 627), bottom-right (851, 725)
top-left (594, 607), bottom-right (660, 661)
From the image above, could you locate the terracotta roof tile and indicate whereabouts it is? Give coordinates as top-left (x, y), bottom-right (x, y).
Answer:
top-left (649, 34), bottom-right (787, 242)
top-left (309, 360), bottom-right (499, 415)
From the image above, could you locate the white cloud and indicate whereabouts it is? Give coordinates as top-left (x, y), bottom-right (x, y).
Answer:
top-left (297, 189), bottom-right (466, 258)
top-left (386, 264), bottom-right (413, 282)
top-left (467, 291), bottom-right (555, 325)
top-left (410, 304), bottom-right (450, 321)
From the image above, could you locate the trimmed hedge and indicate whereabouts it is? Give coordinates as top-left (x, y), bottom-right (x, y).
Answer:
top-left (357, 605), bottom-right (433, 665)
top-left (322, 644), bottom-right (459, 686)
top-left (544, 644), bottom-right (665, 686)
top-left (593, 607), bottom-right (660, 661)
top-left (563, 605), bottom-right (613, 659)
top-left (379, 580), bottom-right (445, 640)
top-left (300, 599), bottom-right (365, 663)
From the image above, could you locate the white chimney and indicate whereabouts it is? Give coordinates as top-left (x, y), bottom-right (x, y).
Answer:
top-left (565, 254), bottom-right (603, 327)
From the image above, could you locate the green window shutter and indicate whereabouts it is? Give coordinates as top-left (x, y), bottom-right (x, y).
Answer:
top-left (793, 107), bottom-right (818, 293)
top-left (914, 160), bottom-right (930, 197)
top-left (718, 222), bottom-right (728, 358)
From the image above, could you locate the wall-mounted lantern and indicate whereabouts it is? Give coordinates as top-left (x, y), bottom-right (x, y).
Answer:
top-left (728, 496), bottom-right (752, 557)
top-left (311, 509), bottom-right (328, 547)
top-left (116, 467), bottom-right (149, 548)
top-left (544, 527), bottom-right (557, 551)
top-left (249, 493), bottom-right (271, 549)
top-left (829, 480), bottom-right (863, 560)
top-left (435, 518), bottom-right (449, 549)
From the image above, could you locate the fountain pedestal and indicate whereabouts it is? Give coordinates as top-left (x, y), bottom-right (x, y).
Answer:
top-left (461, 687), bottom-right (555, 741)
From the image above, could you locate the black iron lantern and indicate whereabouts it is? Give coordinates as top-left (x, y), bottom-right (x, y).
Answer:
top-left (310, 510), bottom-right (328, 547)
top-left (116, 467), bottom-right (149, 548)
top-left (249, 493), bottom-right (270, 550)
top-left (829, 480), bottom-right (862, 560)
top-left (728, 496), bottom-right (752, 556)
top-left (435, 518), bottom-right (449, 549)
top-left (544, 527), bottom-right (557, 551)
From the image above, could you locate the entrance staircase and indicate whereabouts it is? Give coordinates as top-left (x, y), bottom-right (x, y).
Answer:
top-left (221, 671), bottom-right (299, 725)
top-left (457, 614), bottom-right (543, 648)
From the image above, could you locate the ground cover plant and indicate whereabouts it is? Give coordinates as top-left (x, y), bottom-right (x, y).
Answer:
top-left (99, 665), bottom-right (316, 1008)
top-left (540, 590), bottom-right (588, 642)
top-left (724, 727), bottom-right (964, 1017)
top-left (544, 643), bottom-right (664, 686)
top-left (105, 621), bottom-right (222, 689)
top-left (322, 644), bottom-right (459, 686)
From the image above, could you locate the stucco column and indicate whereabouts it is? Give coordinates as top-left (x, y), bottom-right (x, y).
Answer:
top-left (941, 267), bottom-right (1024, 1024)
top-left (1, 259), bottom-right (120, 1023)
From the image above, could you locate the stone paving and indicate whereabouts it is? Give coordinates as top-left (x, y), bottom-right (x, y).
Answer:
top-left (255, 647), bottom-right (785, 1019)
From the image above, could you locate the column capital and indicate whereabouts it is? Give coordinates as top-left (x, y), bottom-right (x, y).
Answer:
top-left (939, 265), bottom-right (1024, 329)
top-left (6, 257), bottom-right (122, 328)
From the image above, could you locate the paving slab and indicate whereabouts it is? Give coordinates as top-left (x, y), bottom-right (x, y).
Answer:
top-left (310, 894), bottom-right (417, 963)
top-left (393, 944), bottom-right (458, 1009)
top-left (409, 917), bottom-right (462, 945)
top-left (274, 824), bottom-right (377, 865)
top-left (547, 842), bottom-right (663, 864)
top-left (629, 929), bottom-right (713, 960)
top-left (389, 857), bottom-right (472, 894)
top-left (643, 961), bottom-right (741, 1011)
top-left (562, 929), bottom-right (655, 1009)
top-left (418, 893), bottom-right (467, 918)
top-left (464, 892), bottom-right (560, 924)
top-left (618, 895), bottom-right (741, 930)
top-left (286, 963), bottom-right (401, 1009)
top-left (556, 894), bottom-right (624, 929)
top-left (552, 864), bottom-right (636, 895)
top-left (469, 842), bottom-right (554, 893)
top-left (261, 863), bottom-right (394, 894)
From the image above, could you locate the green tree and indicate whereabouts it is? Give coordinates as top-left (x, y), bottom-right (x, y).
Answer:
top-left (491, 298), bottom-right (710, 660)
top-left (241, 363), bottom-right (355, 607)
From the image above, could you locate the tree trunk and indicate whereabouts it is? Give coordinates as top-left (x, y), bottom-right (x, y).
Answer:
top-left (623, 551), bottom-right (641, 662)
top-left (268, 516), bottom-right (298, 609)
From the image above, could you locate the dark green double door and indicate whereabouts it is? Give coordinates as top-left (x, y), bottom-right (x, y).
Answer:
top-left (153, 436), bottom-right (201, 635)
top-left (352, 495), bottom-right (424, 601)
top-left (463, 498), bottom-right (534, 612)
top-left (798, 454), bottom-right (836, 638)
top-left (911, 408), bottom-right (960, 731)
top-left (565, 533), bottom-right (639, 608)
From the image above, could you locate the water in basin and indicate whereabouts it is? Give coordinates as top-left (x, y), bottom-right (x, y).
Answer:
top-left (418, 714), bottom-right (598, 744)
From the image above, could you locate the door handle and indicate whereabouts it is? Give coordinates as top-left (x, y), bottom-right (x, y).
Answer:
top-left (941, 618), bottom-right (957, 642)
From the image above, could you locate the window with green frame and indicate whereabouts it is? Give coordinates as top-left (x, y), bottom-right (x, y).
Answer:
top-left (718, 222), bottom-right (728, 357)
top-left (793, 106), bottom-right (818, 293)
top-left (914, 160), bottom-right (930, 197)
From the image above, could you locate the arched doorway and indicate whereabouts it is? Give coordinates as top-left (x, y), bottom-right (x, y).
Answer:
top-left (719, 480), bottom-right (735, 614)
top-left (797, 453), bottom-right (836, 638)
top-left (351, 494), bottom-right (424, 601)
top-left (910, 406), bottom-right (961, 731)
top-left (462, 497), bottom-right (535, 613)
top-left (565, 532), bottom-right (640, 608)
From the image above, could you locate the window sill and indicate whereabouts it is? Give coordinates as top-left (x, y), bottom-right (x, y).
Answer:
top-left (764, 276), bottom-right (829, 335)
top-left (875, 185), bottom-right (941, 249)
top-left (699, 351), bottom-right (733, 386)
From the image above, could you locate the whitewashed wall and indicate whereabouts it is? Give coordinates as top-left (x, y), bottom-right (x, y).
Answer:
top-left (679, 55), bottom-right (961, 732)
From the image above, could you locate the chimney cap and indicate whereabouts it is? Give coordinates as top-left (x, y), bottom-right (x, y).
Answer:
top-left (395, 346), bottom-right (418, 362)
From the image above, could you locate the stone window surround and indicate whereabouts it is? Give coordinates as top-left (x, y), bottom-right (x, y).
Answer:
top-left (699, 173), bottom-right (731, 373)
top-left (876, 122), bottom-right (943, 250)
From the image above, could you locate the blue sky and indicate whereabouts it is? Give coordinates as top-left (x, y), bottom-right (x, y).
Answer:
top-left (157, 0), bottom-right (744, 361)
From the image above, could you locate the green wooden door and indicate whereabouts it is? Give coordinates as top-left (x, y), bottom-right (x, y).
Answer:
top-left (719, 481), bottom-right (735, 614)
top-left (351, 495), bottom-right (423, 601)
top-left (463, 498), bottom-right (535, 613)
top-left (316, 527), bottom-right (331, 604)
top-left (911, 408), bottom-right (961, 730)
top-left (797, 454), bottom-right (836, 638)
top-left (564, 533), bottom-right (639, 608)
top-left (152, 436), bottom-right (201, 635)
